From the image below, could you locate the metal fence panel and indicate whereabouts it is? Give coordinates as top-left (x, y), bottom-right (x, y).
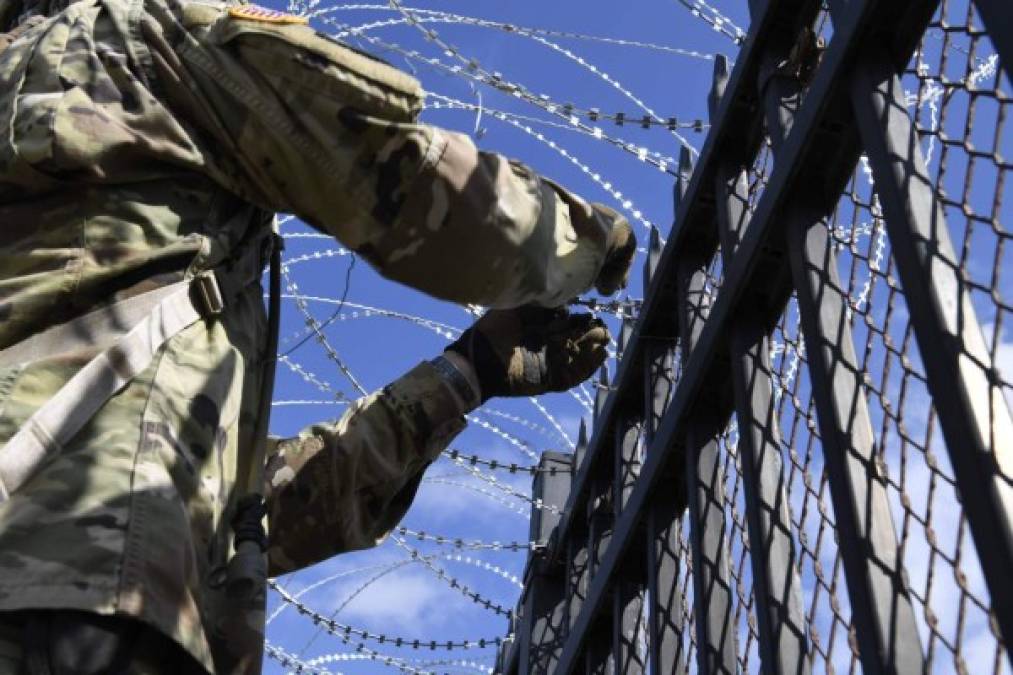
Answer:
top-left (497, 0), bottom-right (1012, 672)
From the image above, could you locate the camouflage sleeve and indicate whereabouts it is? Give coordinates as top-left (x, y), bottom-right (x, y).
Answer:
top-left (158, 4), bottom-right (612, 307)
top-left (262, 361), bottom-right (465, 575)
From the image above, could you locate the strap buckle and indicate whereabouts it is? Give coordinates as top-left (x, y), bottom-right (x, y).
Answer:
top-left (193, 271), bottom-right (224, 316)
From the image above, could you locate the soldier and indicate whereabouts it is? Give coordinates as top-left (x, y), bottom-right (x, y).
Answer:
top-left (0, 0), bottom-right (636, 673)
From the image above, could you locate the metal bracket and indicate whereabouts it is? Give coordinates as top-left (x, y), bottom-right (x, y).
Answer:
top-left (193, 271), bottom-right (224, 317)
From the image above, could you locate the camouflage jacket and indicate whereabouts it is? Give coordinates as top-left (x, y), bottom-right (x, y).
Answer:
top-left (0, 0), bottom-right (613, 672)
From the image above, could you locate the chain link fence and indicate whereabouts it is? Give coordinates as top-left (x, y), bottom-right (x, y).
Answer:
top-left (497, 0), bottom-right (1011, 673)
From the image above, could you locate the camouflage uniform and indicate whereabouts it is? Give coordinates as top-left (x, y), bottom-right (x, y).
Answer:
top-left (0, 0), bottom-right (616, 671)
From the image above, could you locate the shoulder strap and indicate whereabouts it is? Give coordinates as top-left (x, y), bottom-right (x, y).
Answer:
top-left (0, 278), bottom-right (204, 501)
top-left (0, 233), bottom-right (271, 502)
top-left (0, 281), bottom-right (188, 369)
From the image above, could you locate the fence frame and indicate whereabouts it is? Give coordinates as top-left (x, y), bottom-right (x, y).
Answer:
top-left (498, 0), bottom-right (1012, 672)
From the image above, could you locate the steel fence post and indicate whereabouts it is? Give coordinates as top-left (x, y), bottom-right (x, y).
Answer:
top-left (519, 452), bottom-right (572, 675)
top-left (586, 467), bottom-right (616, 674)
top-left (613, 412), bottom-right (645, 674)
top-left (706, 50), bottom-right (811, 674)
top-left (643, 338), bottom-right (687, 675)
top-left (784, 200), bottom-right (926, 674)
top-left (675, 143), bottom-right (739, 674)
top-left (755, 7), bottom-right (928, 668)
top-left (567, 424), bottom-right (591, 641)
top-left (850, 50), bottom-right (1013, 660)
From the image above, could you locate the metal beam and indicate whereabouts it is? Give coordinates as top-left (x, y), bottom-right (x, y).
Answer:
top-left (685, 428), bottom-right (738, 675)
top-left (645, 490), bottom-right (688, 675)
top-left (715, 159), bottom-right (811, 675)
top-left (567, 533), bottom-right (590, 636)
top-left (547, 0), bottom-right (807, 571)
top-left (709, 37), bottom-right (812, 671)
top-left (520, 452), bottom-right (572, 675)
top-left (586, 619), bottom-right (615, 675)
top-left (677, 245), bottom-right (739, 675)
top-left (786, 202), bottom-right (926, 675)
top-left (520, 569), bottom-right (566, 675)
top-left (642, 341), bottom-right (687, 675)
top-left (615, 411), bottom-right (641, 516)
top-left (850, 51), bottom-right (1013, 656)
top-left (611, 412), bottom-right (646, 674)
top-left (551, 0), bottom-right (941, 670)
top-left (613, 575), bottom-right (646, 675)
top-left (530, 452), bottom-right (573, 545)
top-left (586, 471), bottom-right (615, 674)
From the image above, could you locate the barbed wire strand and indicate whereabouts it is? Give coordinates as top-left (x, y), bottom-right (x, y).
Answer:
top-left (449, 455), bottom-right (563, 515)
top-left (390, 537), bottom-right (514, 617)
top-left (395, 525), bottom-right (538, 551)
top-left (379, 0), bottom-right (700, 146)
top-left (313, 12), bottom-right (700, 158)
top-left (421, 478), bottom-right (530, 517)
top-left (374, 2), bottom-right (702, 155)
top-left (279, 292), bottom-right (462, 342)
top-left (474, 408), bottom-right (568, 446)
top-left (331, 10), bottom-right (709, 139)
top-left (268, 560), bottom-right (408, 625)
top-left (306, 650), bottom-right (495, 675)
top-left (281, 265), bottom-right (368, 395)
top-left (672, 0), bottom-right (746, 43)
top-left (312, 4), bottom-right (713, 60)
top-left (271, 580), bottom-right (507, 650)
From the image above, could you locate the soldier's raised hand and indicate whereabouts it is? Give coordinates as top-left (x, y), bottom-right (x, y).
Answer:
top-left (445, 306), bottom-right (610, 401)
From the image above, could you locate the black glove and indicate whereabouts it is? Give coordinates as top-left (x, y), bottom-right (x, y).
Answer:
top-left (591, 203), bottom-right (636, 296)
top-left (447, 306), bottom-right (610, 401)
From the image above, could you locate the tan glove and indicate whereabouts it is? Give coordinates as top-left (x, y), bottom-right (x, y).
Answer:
top-left (591, 203), bottom-right (636, 296)
top-left (446, 307), bottom-right (610, 401)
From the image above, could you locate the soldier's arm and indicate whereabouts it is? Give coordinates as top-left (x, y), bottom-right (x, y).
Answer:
top-left (262, 361), bottom-right (468, 575)
top-left (150, 4), bottom-right (623, 307)
top-left (261, 306), bottom-right (609, 574)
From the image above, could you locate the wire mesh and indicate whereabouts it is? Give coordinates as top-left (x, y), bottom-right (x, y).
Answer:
top-left (813, 3), bottom-right (834, 51)
top-left (747, 139), bottom-right (775, 215)
top-left (719, 426), bottom-right (762, 673)
top-left (703, 247), bottom-right (726, 304)
top-left (817, 153), bottom-right (1009, 674)
top-left (907, 0), bottom-right (1012, 408)
top-left (672, 513), bottom-right (698, 675)
top-left (771, 299), bottom-right (860, 675)
top-left (700, 3), bottom-right (1010, 671)
top-left (882, 2), bottom-right (1010, 671)
top-left (467, 0), bottom-right (1013, 671)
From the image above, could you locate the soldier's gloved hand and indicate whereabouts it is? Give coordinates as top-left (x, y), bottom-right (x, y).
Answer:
top-left (446, 307), bottom-right (611, 402)
top-left (591, 203), bottom-right (636, 296)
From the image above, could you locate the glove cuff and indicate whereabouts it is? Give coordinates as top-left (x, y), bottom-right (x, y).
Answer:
top-left (446, 329), bottom-right (506, 403)
top-left (429, 354), bottom-right (481, 412)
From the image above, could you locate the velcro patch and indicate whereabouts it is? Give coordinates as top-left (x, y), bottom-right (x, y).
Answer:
top-left (227, 5), bottom-right (308, 25)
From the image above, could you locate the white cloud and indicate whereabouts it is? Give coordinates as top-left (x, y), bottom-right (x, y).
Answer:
top-left (331, 566), bottom-right (472, 635)
top-left (411, 471), bottom-right (531, 524)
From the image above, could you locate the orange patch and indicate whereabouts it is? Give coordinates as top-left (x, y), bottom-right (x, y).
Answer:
top-left (227, 5), bottom-right (308, 25)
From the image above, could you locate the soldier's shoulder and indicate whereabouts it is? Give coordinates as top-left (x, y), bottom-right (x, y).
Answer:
top-left (174, 0), bottom-right (231, 29)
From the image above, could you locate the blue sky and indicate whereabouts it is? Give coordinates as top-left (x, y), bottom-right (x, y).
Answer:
top-left (263, 2), bottom-right (732, 673)
top-left (258, 1), bottom-right (1010, 674)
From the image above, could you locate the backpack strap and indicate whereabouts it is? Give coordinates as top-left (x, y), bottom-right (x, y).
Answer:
top-left (0, 237), bottom-right (270, 502)
top-left (0, 277), bottom-right (207, 501)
